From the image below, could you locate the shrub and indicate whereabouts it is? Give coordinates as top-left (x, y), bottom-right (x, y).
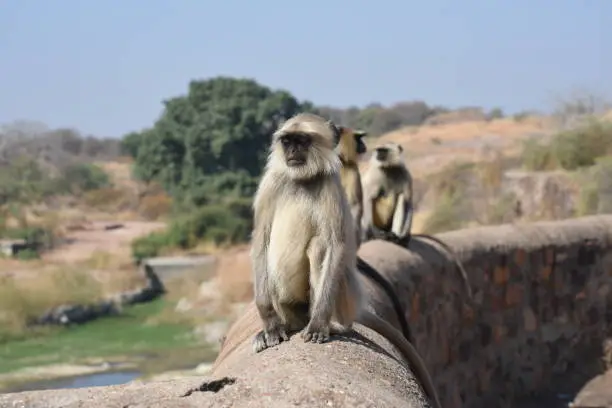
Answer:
top-left (576, 155), bottom-right (612, 216)
top-left (16, 248), bottom-right (40, 260)
top-left (138, 192), bottom-right (173, 220)
top-left (521, 138), bottom-right (557, 171)
top-left (522, 120), bottom-right (612, 171)
top-left (57, 163), bottom-right (111, 195)
top-left (83, 187), bottom-right (131, 211)
top-left (131, 232), bottom-right (170, 263)
top-left (421, 191), bottom-right (465, 234)
top-left (552, 120), bottom-right (612, 170)
top-left (130, 200), bottom-right (253, 262)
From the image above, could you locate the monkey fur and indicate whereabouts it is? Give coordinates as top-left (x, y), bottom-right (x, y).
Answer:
top-left (250, 114), bottom-right (441, 408)
top-left (335, 125), bottom-right (368, 247)
top-left (250, 112), bottom-right (363, 351)
top-left (361, 142), bottom-right (414, 243)
top-left (361, 142), bottom-right (472, 300)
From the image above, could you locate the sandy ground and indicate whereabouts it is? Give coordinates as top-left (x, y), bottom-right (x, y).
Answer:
top-left (42, 221), bottom-right (166, 264)
top-left (357, 116), bottom-right (554, 178)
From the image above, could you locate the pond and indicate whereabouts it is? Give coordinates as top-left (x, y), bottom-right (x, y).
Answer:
top-left (4, 370), bottom-right (141, 393)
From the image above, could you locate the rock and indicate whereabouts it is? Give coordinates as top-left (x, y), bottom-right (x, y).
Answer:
top-left (194, 320), bottom-right (229, 346)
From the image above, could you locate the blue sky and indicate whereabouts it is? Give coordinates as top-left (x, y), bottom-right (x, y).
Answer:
top-left (0, 0), bottom-right (608, 137)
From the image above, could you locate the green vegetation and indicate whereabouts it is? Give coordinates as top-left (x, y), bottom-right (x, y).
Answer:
top-left (522, 119), bottom-right (612, 171)
top-left (120, 77), bottom-right (496, 258)
top-left (0, 299), bottom-right (212, 374)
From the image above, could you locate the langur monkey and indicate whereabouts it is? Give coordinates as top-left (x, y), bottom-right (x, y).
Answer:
top-left (335, 125), bottom-right (368, 247)
top-left (362, 142), bottom-right (473, 300)
top-left (362, 142), bottom-right (414, 243)
top-left (250, 113), bottom-right (442, 408)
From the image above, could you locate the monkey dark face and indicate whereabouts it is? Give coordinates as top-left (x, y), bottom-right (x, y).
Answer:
top-left (375, 146), bottom-right (389, 162)
top-left (279, 132), bottom-right (312, 167)
top-left (354, 131), bottom-right (367, 155)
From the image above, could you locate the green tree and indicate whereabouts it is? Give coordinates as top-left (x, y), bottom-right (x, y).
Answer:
top-left (126, 76), bottom-right (314, 206)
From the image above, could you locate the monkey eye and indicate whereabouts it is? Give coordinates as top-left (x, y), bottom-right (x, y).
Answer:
top-left (280, 136), bottom-right (292, 147)
top-left (281, 133), bottom-right (311, 147)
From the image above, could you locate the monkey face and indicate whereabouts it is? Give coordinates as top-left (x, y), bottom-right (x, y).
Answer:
top-left (375, 146), bottom-right (389, 162)
top-left (279, 132), bottom-right (312, 167)
top-left (354, 131), bottom-right (367, 155)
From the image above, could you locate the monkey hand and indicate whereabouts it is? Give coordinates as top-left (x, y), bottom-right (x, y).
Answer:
top-left (253, 326), bottom-right (289, 353)
top-left (301, 319), bottom-right (331, 344)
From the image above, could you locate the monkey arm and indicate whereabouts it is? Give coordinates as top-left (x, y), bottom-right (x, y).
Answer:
top-left (307, 198), bottom-right (347, 328)
top-left (391, 194), bottom-right (414, 240)
top-left (250, 179), bottom-right (282, 336)
top-left (361, 194), bottom-right (376, 241)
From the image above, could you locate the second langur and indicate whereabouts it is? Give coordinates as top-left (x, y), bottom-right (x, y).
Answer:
top-left (361, 142), bottom-right (473, 300)
top-left (250, 113), bottom-right (442, 408)
top-left (335, 125), bottom-right (368, 247)
top-left (361, 142), bottom-right (414, 243)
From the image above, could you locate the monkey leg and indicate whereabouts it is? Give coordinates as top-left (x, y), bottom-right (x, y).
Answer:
top-left (303, 237), bottom-right (336, 344)
top-left (253, 290), bottom-right (289, 353)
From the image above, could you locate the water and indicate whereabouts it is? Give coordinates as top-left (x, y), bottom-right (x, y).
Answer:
top-left (5, 371), bottom-right (141, 393)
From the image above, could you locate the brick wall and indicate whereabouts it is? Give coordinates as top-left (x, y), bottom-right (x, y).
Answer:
top-left (360, 215), bottom-right (612, 407)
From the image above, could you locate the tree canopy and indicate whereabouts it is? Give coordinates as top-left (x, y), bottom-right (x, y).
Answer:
top-left (124, 77), bottom-right (316, 207)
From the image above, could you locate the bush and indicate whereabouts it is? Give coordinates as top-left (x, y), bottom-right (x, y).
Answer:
top-left (57, 163), bottom-right (111, 195)
top-left (130, 199), bottom-right (253, 262)
top-left (422, 191), bottom-right (465, 234)
top-left (576, 156), bottom-right (612, 216)
top-left (552, 120), bottom-right (612, 170)
top-left (131, 232), bottom-right (169, 262)
top-left (137, 193), bottom-right (173, 220)
top-left (521, 138), bottom-right (557, 171)
top-left (83, 187), bottom-right (131, 211)
top-left (16, 248), bottom-right (40, 261)
top-left (521, 120), bottom-right (612, 171)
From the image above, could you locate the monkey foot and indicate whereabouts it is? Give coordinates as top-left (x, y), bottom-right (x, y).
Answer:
top-left (301, 323), bottom-right (330, 343)
top-left (252, 327), bottom-right (289, 353)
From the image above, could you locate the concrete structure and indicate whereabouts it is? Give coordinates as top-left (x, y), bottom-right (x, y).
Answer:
top-left (2, 215), bottom-right (611, 408)
top-left (0, 239), bottom-right (33, 257)
top-left (143, 255), bottom-right (216, 283)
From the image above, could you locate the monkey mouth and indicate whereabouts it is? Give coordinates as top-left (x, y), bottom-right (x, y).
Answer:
top-left (287, 158), bottom-right (306, 167)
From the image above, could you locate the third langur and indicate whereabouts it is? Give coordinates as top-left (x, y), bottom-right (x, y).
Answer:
top-left (250, 113), bottom-right (442, 408)
top-left (335, 125), bottom-right (368, 247)
top-left (361, 142), bottom-right (414, 243)
top-left (361, 142), bottom-right (473, 300)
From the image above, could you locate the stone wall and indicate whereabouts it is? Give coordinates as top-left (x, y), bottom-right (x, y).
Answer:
top-left (358, 215), bottom-right (612, 407)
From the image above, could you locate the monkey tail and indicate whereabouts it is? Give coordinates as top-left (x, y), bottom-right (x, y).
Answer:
top-left (359, 310), bottom-right (442, 408)
top-left (411, 233), bottom-right (473, 300)
top-left (369, 231), bottom-right (473, 301)
top-left (356, 256), bottom-right (413, 344)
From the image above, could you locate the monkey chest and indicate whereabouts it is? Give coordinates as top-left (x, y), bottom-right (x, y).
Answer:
top-left (268, 203), bottom-right (313, 272)
top-left (373, 189), bottom-right (398, 229)
top-left (340, 167), bottom-right (360, 204)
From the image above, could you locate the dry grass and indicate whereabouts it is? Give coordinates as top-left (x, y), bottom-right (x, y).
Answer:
top-left (0, 249), bottom-right (148, 340)
top-left (358, 116), bottom-right (553, 179)
top-left (0, 267), bottom-right (103, 337)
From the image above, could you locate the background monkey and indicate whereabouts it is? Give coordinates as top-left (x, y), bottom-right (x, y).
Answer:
top-left (362, 142), bottom-right (473, 300)
top-left (335, 125), bottom-right (367, 247)
top-left (250, 113), bottom-right (442, 408)
top-left (362, 142), bottom-right (414, 243)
